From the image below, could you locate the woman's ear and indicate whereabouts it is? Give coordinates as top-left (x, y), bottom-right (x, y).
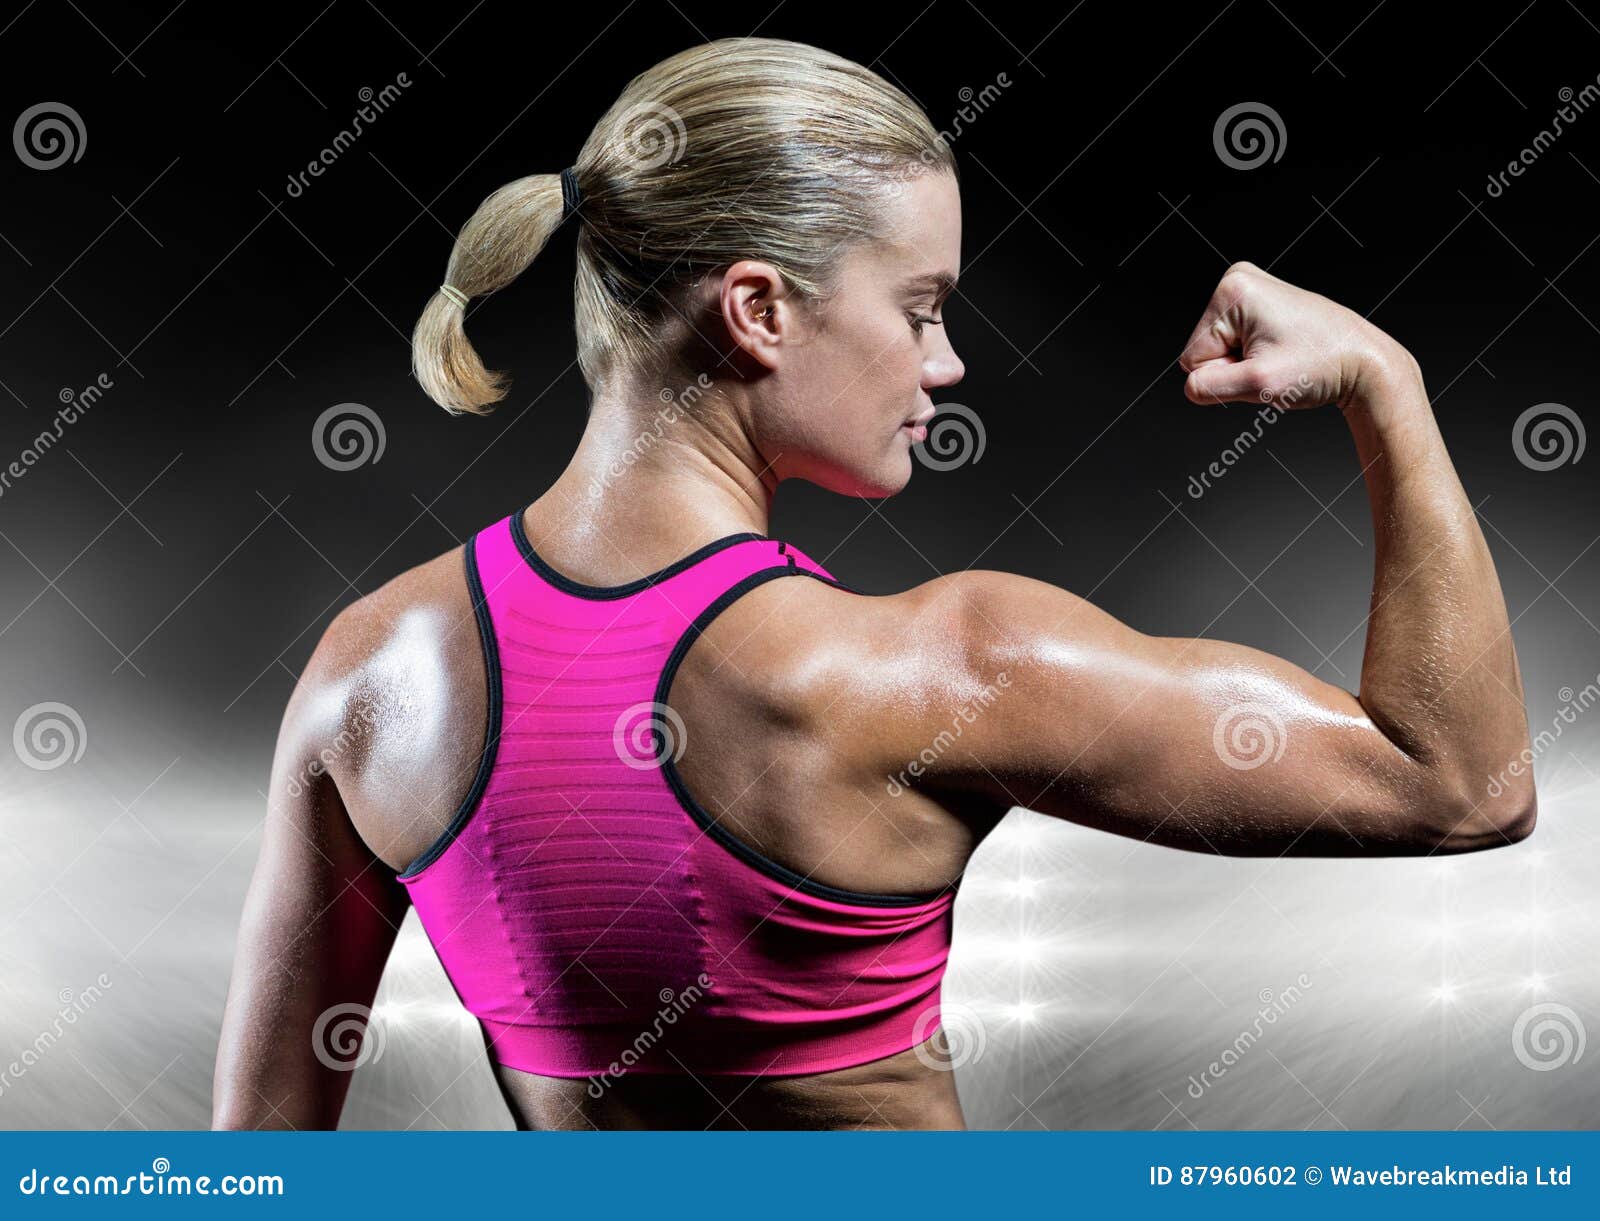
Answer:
top-left (719, 259), bottom-right (789, 371)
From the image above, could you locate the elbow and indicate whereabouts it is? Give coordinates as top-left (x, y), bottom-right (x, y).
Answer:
top-left (1424, 783), bottom-right (1537, 853)
top-left (1498, 793), bottom-right (1538, 844)
top-left (1484, 787), bottom-right (1536, 844)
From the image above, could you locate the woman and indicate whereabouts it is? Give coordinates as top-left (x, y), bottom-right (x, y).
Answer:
top-left (212, 37), bottom-right (1536, 1131)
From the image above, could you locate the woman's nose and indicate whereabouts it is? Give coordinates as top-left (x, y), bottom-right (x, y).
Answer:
top-left (925, 335), bottom-right (964, 390)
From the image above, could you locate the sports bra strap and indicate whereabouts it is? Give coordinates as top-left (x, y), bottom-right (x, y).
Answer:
top-left (472, 510), bottom-right (846, 620)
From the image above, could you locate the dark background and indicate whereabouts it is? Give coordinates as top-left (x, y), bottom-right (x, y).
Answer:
top-left (1, 0), bottom-right (1596, 1130)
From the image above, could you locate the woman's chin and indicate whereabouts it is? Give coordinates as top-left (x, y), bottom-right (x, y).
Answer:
top-left (800, 446), bottom-right (915, 499)
top-left (854, 460), bottom-right (914, 500)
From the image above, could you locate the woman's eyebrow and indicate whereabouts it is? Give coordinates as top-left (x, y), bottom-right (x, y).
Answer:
top-left (902, 271), bottom-right (958, 298)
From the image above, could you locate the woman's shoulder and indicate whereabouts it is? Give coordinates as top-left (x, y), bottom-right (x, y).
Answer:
top-left (318, 543), bottom-right (475, 664)
top-left (281, 539), bottom-right (486, 869)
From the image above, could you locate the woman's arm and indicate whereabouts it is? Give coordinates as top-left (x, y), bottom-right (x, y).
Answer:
top-left (872, 263), bottom-right (1535, 855)
top-left (211, 627), bottom-right (410, 1129)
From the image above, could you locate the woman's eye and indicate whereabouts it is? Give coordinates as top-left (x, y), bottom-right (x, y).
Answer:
top-left (909, 314), bottom-right (941, 335)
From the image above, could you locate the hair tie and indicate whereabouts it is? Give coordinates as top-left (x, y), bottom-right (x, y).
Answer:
top-left (438, 283), bottom-right (469, 309)
top-left (560, 166), bottom-right (582, 223)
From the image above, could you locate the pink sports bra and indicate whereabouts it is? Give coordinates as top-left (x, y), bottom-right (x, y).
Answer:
top-left (397, 510), bottom-right (957, 1079)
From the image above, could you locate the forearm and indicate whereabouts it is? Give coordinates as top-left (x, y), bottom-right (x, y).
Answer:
top-left (1343, 348), bottom-right (1534, 825)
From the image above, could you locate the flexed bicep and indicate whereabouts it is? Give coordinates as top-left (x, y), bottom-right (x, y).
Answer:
top-left (876, 266), bottom-right (1535, 858)
top-left (889, 570), bottom-right (1526, 857)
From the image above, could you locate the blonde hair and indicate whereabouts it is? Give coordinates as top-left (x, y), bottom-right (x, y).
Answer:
top-left (411, 37), bottom-right (956, 415)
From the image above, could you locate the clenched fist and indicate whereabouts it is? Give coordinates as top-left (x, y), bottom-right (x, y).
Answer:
top-left (1177, 261), bottom-right (1415, 412)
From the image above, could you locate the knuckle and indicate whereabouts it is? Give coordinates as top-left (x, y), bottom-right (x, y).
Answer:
top-left (1218, 278), bottom-right (1253, 309)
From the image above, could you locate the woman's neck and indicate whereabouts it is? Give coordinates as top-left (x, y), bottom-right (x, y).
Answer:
top-left (532, 378), bottom-right (776, 568)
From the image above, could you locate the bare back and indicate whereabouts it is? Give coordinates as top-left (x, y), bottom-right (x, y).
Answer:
top-left (239, 504), bottom-right (1003, 1129)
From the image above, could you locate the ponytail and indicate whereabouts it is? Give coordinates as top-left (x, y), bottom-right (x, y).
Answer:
top-left (411, 172), bottom-right (567, 415)
top-left (413, 38), bottom-right (955, 412)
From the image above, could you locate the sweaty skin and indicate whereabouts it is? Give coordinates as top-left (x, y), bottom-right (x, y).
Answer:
top-left (212, 173), bottom-right (1536, 1130)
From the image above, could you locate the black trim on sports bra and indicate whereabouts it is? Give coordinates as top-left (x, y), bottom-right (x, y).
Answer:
top-left (512, 505), bottom-right (769, 600)
top-left (397, 539), bottom-right (503, 880)
top-left (654, 566), bottom-right (956, 908)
